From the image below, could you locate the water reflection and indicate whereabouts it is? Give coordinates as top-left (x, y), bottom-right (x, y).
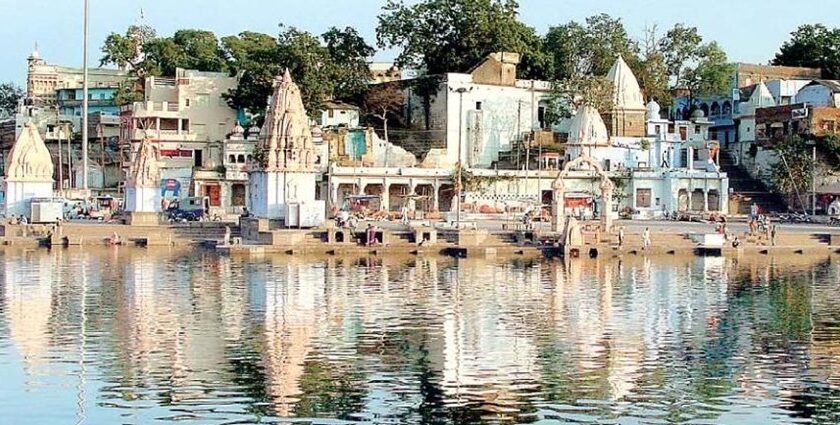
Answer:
top-left (0, 249), bottom-right (839, 424)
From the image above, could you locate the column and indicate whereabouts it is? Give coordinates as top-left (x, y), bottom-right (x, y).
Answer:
top-left (155, 117), bottom-right (161, 139)
top-left (408, 181), bottom-right (417, 212)
top-left (552, 188), bottom-right (565, 233)
top-left (703, 189), bottom-right (709, 213)
top-left (687, 146), bottom-right (694, 170)
top-left (381, 179), bottom-right (390, 211)
top-left (432, 181), bottom-right (440, 212)
top-left (177, 119), bottom-right (183, 135)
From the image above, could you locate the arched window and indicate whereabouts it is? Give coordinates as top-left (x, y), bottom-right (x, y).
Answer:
top-left (237, 154), bottom-right (245, 163)
top-left (711, 102), bottom-right (720, 116)
top-left (228, 154), bottom-right (235, 163)
top-left (722, 101), bottom-right (732, 115)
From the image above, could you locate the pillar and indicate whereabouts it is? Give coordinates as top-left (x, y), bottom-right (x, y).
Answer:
top-left (408, 181), bottom-right (417, 211)
top-left (552, 188), bottom-right (565, 233)
top-left (703, 190), bottom-right (709, 212)
top-left (687, 146), bottom-right (694, 170)
top-left (382, 180), bottom-right (390, 211)
top-left (601, 189), bottom-right (613, 233)
top-left (432, 182), bottom-right (440, 212)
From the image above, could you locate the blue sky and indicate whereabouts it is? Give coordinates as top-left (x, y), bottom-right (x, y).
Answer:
top-left (1, 0), bottom-right (838, 85)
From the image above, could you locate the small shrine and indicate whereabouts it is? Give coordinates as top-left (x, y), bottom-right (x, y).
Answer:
top-left (4, 122), bottom-right (54, 217)
top-left (248, 69), bottom-right (324, 227)
top-left (124, 137), bottom-right (162, 225)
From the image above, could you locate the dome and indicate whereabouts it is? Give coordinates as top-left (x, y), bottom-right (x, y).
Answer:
top-left (310, 125), bottom-right (323, 138)
top-left (567, 105), bottom-right (609, 146)
top-left (646, 99), bottom-right (661, 121)
top-left (232, 122), bottom-right (245, 136)
top-left (607, 56), bottom-right (645, 110)
top-left (691, 108), bottom-right (706, 119)
top-left (29, 43), bottom-right (40, 60)
top-left (247, 124), bottom-right (261, 140)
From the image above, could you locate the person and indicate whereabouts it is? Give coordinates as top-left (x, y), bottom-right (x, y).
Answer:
top-left (19, 215), bottom-right (28, 225)
top-left (618, 226), bottom-right (625, 248)
top-left (366, 223), bottom-right (378, 247)
top-left (338, 210), bottom-right (350, 228)
top-left (750, 203), bottom-right (759, 221)
top-left (642, 227), bottom-right (651, 250)
top-left (748, 218), bottom-right (757, 236)
top-left (400, 205), bottom-right (410, 225)
top-left (241, 206), bottom-right (250, 218)
top-left (8, 215), bottom-right (18, 225)
top-left (732, 236), bottom-right (741, 248)
top-left (771, 225), bottom-right (777, 246)
top-left (109, 232), bottom-right (121, 245)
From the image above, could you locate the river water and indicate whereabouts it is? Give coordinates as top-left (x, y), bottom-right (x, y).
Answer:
top-left (1, 248), bottom-right (839, 424)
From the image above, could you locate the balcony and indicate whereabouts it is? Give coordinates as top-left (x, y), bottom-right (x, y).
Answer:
top-left (131, 101), bottom-right (182, 118)
top-left (131, 128), bottom-right (200, 142)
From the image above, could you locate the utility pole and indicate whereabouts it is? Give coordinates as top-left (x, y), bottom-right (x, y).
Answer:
top-left (450, 86), bottom-right (471, 229)
top-left (812, 141), bottom-right (817, 216)
top-left (81, 0), bottom-right (90, 191)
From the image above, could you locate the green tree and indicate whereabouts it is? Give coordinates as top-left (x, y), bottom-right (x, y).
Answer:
top-left (544, 14), bottom-right (639, 80)
top-left (0, 82), bottom-right (24, 117)
top-left (545, 75), bottom-right (615, 122)
top-left (222, 31), bottom-right (281, 116)
top-left (376, 0), bottom-right (547, 78)
top-left (636, 25), bottom-right (671, 107)
top-left (769, 136), bottom-right (813, 210)
top-left (659, 24), bottom-right (704, 85)
top-left (100, 25), bottom-right (156, 74)
top-left (684, 42), bottom-right (733, 97)
top-left (322, 26), bottom-right (376, 99)
top-left (773, 24), bottom-right (840, 79)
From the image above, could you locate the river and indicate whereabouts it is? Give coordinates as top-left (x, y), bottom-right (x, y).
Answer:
top-left (1, 248), bottom-right (839, 424)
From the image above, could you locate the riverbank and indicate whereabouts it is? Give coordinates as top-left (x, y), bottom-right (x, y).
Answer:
top-left (2, 220), bottom-right (838, 259)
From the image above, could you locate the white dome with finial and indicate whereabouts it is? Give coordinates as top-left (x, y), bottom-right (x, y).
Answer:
top-left (567, 105), bottom-right (609, 146)
top-left (646, 99), bottom-right (661, 121)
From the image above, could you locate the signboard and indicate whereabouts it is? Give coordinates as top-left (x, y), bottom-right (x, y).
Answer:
top-left (161, 178), bottom-right (181, 198)
top-left (792, 107), bottom-right (809, 120)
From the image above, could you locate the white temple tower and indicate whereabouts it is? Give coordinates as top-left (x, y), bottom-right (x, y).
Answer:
top-left (248, 69), bottom-right (324, 226)
top-left (124, 138), bottom-right (162, 225)
top-left (4, 122), bottom-right (54, 217)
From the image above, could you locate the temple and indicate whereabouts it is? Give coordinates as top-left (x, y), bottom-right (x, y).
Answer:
top-left (604, 55), bottom-right (647, 138)
top-left (124, 137), bottom-right (162, 225)
top-left (248, 69), bottom-right (324, 226)
top-left (3, 122), bottom-right (54, 217)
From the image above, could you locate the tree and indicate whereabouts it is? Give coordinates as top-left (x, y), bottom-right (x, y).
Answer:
top-left (545, 75), bottom-right (615, 122)
top-left (100, 25), bottom-right (156, 74)
top-left (222, 31), bottom-right (281, 116)
top-left (683, 42), bottom-right (733, 97)
top-left (376, 0), bottom-right (547, 78)
top-left (659, 24), bottom-right (704, 85)
top-left (322, 27), bottom-right (376, 99)
top-left (773, 24), bottom-right (840, 79)
top-left (544, 14), bottom-right (639, 80)
top-left (363, 83), bottom-right (405, 145)
top-left (636, 25), bottom-right (671, 107)
top-left (769, 136), bottom-right (814, 211)
top-left (0, 82), bottom-right (24, 117)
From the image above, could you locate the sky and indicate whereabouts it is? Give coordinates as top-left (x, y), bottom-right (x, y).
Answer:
top-left (1, 0), bottom-right (839, 85)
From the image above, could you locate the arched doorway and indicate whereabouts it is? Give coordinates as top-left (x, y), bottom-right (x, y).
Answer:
top-left (678, 189), bottom-right (689, 212)
top-left (551, 155), bottom-right (614, 233)
top-left (691, 189), bottom-right (705, 211)
top-left (707, 189), bottom-right (720, 211)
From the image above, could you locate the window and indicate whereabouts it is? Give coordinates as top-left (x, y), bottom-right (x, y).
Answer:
top-left (636, 189), bottom-right (652, 208)
top-left (694, 125), bottom-right (701, 134)
top-left (185, 98), bottom-right (191, 107)
top-left (328, 109), bottom-right (334, 118)
top-left (476, 101), bottom-right (482, 110)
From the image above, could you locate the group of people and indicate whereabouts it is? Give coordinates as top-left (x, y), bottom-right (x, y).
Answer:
top-left (748, 203), bottom-right (777, 246)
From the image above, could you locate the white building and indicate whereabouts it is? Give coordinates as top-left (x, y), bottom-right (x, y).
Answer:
top-left (401, 52), bottom-right (553, 169)
top-left (319, 101), bottom-right (360, 128)
top-left (122, 68), bottom-right (239, 206)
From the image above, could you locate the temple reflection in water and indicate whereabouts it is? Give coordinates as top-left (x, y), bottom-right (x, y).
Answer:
top-left (0, 249), bottom-right (838, 424)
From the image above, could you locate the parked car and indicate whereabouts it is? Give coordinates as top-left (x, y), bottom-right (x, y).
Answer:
top-left (166, 197), bottom-right (220, 222)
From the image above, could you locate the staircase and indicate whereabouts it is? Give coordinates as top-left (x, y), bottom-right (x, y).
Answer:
top-left (720, 150), bottom-right (787, 214)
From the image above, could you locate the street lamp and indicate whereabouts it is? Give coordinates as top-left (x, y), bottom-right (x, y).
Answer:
top-left (81, 0), bottom-right (90, 191)
top-left (449, 86), bottom-right (472, 229)
top-left (806, 139), bottom-right (817, 216)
